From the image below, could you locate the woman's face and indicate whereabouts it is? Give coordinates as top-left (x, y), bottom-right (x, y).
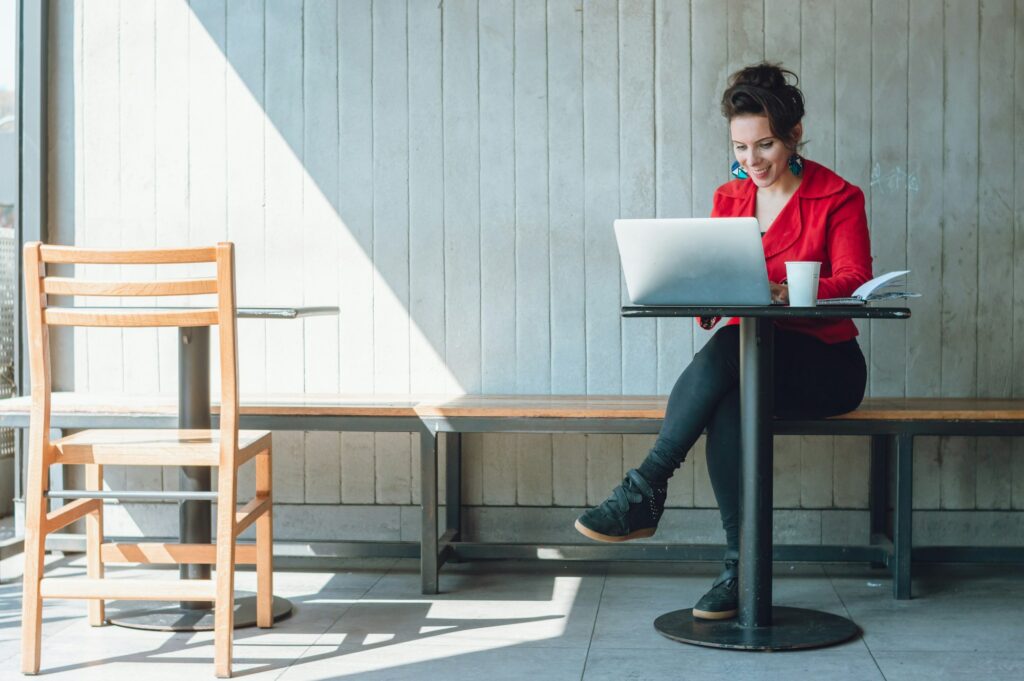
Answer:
top-left (729, 114), bottom-right (800, 189)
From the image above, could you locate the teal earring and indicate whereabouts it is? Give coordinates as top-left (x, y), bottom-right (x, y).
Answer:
top-left (730, 160), bottom-right (748, 180)
top-left (788, 154), bottom-right (803, 176)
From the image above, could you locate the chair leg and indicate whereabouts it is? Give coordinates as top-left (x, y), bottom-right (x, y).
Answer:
top-left (214, 463), bottom-right (238, 678)
top-left (86, 464), bottom-right (105, 626)
top-left (255, 448), bottom-right (273, 628)
top-left (20, 455), bottom-right (48, 674)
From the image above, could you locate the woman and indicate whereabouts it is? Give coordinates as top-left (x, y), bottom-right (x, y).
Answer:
top-left (574, 63), bottom-right (872, 620)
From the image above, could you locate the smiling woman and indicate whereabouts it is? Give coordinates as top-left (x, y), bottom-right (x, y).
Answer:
top-left (575, 61), bottom-right (875, 622)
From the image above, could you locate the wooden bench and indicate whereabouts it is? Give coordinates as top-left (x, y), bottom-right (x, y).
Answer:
top-left (3, 393), bottom-right (1023, 598)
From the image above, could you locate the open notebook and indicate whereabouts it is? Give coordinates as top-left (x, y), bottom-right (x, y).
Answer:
top-left (817, 270), bottom-right (920, 306)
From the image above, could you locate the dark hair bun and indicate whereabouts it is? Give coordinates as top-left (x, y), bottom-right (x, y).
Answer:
top-left (732, 63), bottom-right (792, 91)
top-left (721, 62), bottom-right (804, 146)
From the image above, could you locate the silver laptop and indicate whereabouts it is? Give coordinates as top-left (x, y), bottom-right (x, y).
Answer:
top-left (613, 217), bottom-right (772, 306)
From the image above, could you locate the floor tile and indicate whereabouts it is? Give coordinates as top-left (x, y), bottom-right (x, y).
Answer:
top-left (873, 651), bottom-right (1024, 681)
top-left (278, 641), bottom-right (589, 680)
top-left (582, 646), bottom-right (885, 681)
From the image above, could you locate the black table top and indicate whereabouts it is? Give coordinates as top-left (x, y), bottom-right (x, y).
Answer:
top-left (622, 305), bottom-right (911, 319)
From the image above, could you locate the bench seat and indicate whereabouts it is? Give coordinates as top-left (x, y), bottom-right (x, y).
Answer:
top-left (2, 393), bottom-right (1023, 598)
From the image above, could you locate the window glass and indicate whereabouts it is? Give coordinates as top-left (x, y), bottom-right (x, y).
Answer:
top-left (0, 0), bottom-right (14, 517)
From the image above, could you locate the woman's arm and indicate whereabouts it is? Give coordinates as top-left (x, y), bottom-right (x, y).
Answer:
top-left (817, 187), bottom-right (873, 299)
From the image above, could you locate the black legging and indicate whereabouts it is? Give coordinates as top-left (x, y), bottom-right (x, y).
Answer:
top-left (639, 324), bottom-right (867, 554)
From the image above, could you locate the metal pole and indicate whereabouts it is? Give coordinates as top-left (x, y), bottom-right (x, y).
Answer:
top-left (738, 317), bottom-right (774, 628)
top-left (178, 327), bottom-right (211, 609)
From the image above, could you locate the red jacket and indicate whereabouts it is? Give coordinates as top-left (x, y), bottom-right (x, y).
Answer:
top-left (709, 159), bottom-right (874, 344)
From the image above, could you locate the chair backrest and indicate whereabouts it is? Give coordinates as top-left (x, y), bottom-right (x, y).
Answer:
top-left (22, 243), bottom-right (239, 462)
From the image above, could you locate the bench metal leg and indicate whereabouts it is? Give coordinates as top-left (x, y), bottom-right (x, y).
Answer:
top-left (869, 434), bottom-right (890, 568)
top-left (892, 433), bottom-right (914, 600)
top-left (420, 428), bottom-right (439, 595)
top-left (444, 433), bottom-right (462, 540)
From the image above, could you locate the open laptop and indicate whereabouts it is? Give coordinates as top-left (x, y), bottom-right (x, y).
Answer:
top-left (613, 217), bottom-right (772, 306)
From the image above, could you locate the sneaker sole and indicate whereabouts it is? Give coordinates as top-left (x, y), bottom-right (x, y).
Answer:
top-left (573, 519), bottom-right (655, 543)
top-left (692, 607), bottom-right (737, 620)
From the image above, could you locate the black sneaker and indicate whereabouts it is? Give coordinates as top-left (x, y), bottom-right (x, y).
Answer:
top-left (574, 469), bottom-right (667, 542)
top-left (692, 562), bottom-right (738, 620)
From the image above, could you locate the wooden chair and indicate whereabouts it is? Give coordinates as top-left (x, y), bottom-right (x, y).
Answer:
top-left (20, 242), bottom-right (273, 678)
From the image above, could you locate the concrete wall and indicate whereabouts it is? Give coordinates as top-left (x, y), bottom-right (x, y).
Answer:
top-left (44, 0), bottom-right (1024, 545)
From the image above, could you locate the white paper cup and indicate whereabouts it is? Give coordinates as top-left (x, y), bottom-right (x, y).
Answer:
top-left (785, 261), bottom-right (821, 307)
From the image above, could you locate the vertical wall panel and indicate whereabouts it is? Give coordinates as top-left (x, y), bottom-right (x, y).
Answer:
top-left (300, 0), bottom-right (342, 501)
top-left (479, 0), bottom-right (516, 393)
top-left (119, 0), bottom-right (159, 399)
top-left (338, 0), bottom-right (374, 394)
top-left (654, 0), bottom-right (693, 393)
top-left (372, 0), bottom-right (410, 394)
top-left (1016, 0), bottom-right (1024, 397)
top-left (337, 0), bottom-right (377, 504)
top-left (906, 0), bottom-right (943, 398)
top-left (189, 0), bottom-right (227, 391)
top-left (227, 0), bottom-right (267, 396)
top-left (120, 0), bottom-right (161, 492)
top-left (690, 0), bottom-right (728, 354)
top-left (977, 0), bottom-right (1015, 399)
top-left (81, 1), bottom-right (122, 395)
top-left (834, 0), bottom-right (873, 377)
top-left (552, 434), bottom-right (587, 506)
top-left (1013, 0), bottom-right (1024, 509)
top-left (443, 0), bottom-right (482, 393)
top-left (764, 0), bottom-right (800, 69)
top-left (800, 0), bottom-right (834, 168)
top-left (264, 0), bottom-right (304, 395)
top-left (974, 0), bottom-right (1015, 509)
top-left (154, 0), bottom-right (191, 490)
top-left (940, 0), bottom-right (979, 398)
top-left (834, 0), bottom-right (873, 490)
top-left (939, 0), bottom-right (980, 509)
top-left (869, 0), bottom-right (909, 398)
top-left (371, 0), bottom-right (413, 498)
top-left (619, 0), bottom-right (657, 394)
top-left (583, 0), bottom-right (622, 393)
top-left (408, 0), bottom-right (447, 394)
top-left (303, 0), bottom-right (341, 395)
top-left (515, 0), bottom-right (551, 394)
top-left (549, 0), bottom-right (587, 394)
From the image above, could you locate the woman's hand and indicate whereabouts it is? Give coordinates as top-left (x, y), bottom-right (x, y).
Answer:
top-left (769, 282), bottom-right (789, 304)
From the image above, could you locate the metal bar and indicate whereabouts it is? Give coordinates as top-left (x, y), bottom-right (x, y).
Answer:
top-left (237, 306), bottom-right (339, 319)
top-left (45, 490), bottom-right (218, 502)
top-left (912, 546), bottom-right (1024, 562)
top-left (420, 428), bottom-right (439, 595)
top-left (47, 429), bottom-right (64, 512)
top-left (869, 434), bottom-right (890, 570)
top-left (445, 432), bottom-right (462, 540)
top-left (622, 305), bottom-right (911, 320)
top-left (893, 433), bottom-right (914, 600)
top-left (738, 317), bottom-right (774, 628)
top-left (178, 326), bottom-right (211, 608)
top-left (34, 534), bottom-right (963, 567)
top-left (6, 409), bottom-right (1024, 439)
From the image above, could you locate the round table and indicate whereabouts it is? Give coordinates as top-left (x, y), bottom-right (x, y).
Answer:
top-left (622, 304), bottom-right (910, 650)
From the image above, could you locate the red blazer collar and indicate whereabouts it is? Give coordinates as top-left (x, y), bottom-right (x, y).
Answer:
top-left (715, 158), bottom-right (847, 200)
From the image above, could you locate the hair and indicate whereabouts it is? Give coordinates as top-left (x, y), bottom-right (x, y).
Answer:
top-left (721, 62), bottom-right (805, 149)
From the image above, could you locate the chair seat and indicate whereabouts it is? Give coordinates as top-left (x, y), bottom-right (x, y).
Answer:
top-left (54, 429), bottom-right (272, 466)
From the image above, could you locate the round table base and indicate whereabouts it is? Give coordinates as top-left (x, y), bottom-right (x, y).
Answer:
top-left (108, 593), bottom-right (293, 632)
top-left (654, 606), bottom-right (860, 651)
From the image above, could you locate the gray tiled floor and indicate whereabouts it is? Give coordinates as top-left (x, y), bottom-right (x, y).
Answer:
top-left (0, 557), bottom-right (1021, 680)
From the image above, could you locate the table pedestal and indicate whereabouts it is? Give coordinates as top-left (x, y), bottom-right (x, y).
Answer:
top-left (654, 318), bottom-right (859, 650)
top-left (109, 327), bottom-right (293, 631)
top-left (653, 606), bottom-right (859, 650)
